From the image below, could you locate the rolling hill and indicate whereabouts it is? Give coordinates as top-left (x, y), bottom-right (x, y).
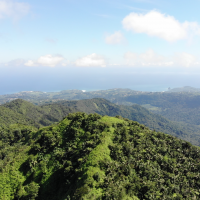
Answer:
top-left (1, 113), bottom-right (200, 199)
top-left (1, 98), bottom-right (200, 145)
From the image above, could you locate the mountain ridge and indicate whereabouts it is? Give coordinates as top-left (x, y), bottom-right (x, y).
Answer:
top-left (1, 113), bottom-right (200, 199)
top-left (1, 98), bottom-right (200, 145)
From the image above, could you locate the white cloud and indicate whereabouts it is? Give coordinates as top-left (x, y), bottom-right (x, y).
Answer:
top-left (122, 10), bottom-right (200, 42)
top-left (124, 52), bottom-right (138, 60)
top-left (24, 55), bottom-right (66, 67)
top-left (24, 60), bottom-right (36, 67)
top-left (0, 0), bottom-right (30, 20)
top-left (105, 31), bottom-right (125, 44)
top-left (140, 49), bottom-right (164, 63)
top-left (124, 50), bottom-right (200, 67)
top-left (74, 53), bottom-right (106, 67)
top-left (173, 52), bottom-right (197, 67)
top-left (124, 50), bottom-right (173, 66)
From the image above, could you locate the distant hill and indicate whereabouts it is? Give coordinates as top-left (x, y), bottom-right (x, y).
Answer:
top-left (115, 92), bottom-right (200, 126)
top-left (1, 113), bottom-right (200, 199)
top-left (1, 98), bottom-right (200, 146)
top-left (0, 88), bottom-right (137, 105)
top-left (2, 88), bottom-right (200, 128)
top-left (1, 87), bottom-right (200, 106)
top-left (0, 99), bottom-right (79, 128)
top-left (166, 86), bottom-right (200, 93)
top-left (50, 98), bottom-right (200, 145)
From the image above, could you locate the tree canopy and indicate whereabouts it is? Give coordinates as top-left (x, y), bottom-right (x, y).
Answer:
top-left (1, 113), bottom-right (200, 199)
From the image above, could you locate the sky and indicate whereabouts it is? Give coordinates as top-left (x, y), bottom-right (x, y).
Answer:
top-left (1, 0), bottom-right (200, 94)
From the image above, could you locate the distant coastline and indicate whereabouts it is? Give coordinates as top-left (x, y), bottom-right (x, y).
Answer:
top-left (0, 85), bottom-right (191, 95)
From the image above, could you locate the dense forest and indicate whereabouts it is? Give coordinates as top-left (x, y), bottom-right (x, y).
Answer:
top-left (1, 90), bottom-right (200, 199)
top-left (1, 98), bottom-right (200, 145)
top-left (116, 91), bottom-right (200, 126)
top-left (1, 113), bottom-right (200, 199)
top-left (1, 87), bottom-right (200, 128)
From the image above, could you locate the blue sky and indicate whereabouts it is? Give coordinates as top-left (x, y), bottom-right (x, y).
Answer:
top-left (1, 0), bottom-right (200, 94)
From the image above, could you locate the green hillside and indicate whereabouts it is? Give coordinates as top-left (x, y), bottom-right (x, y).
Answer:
top-left (43, 98), bottom-right (200, 145)
top-left (1, 98), bottom-right (200, 146)
top-left (0, 99), bottom-right (79, 128)
top-left (1, 113), bottom-right (200, 199)
top-left (112, 91), bottom-right (200, 126)
top-left (2, 88), bottom-right (200, 128)
top-left (0, 105), bottom-right (29, 128)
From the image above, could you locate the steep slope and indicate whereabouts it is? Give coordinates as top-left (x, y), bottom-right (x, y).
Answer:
top-left (0, 99), bottom-right (79, 128)
top-left (2, 99), bottom-right (47, 127)
top-left (0, 105), bottom-right (30, 128)
top-left (50, 98), bottom-right (200, 145)
top-left (112, 92), bottom-right (200, 126)
top-left (1, 113), bottom-right (200, 199)
top-left (1, 98), bottom-right (200, 145)
top-left (2, 88), bottom-right (200, 127)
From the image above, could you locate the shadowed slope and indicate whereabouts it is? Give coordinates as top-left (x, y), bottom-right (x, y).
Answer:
top-left (1, 113), bottom-right (200, 199)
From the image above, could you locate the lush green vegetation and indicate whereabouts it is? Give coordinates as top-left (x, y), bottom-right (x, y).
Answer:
top-left (1, 98), bottom-right (200, 146)
top-left (1, 113), bottom-right (200, 199)
top-left (0, 99), bottom-right (80, 128)
top-left (119, 91), bottom-right (200, 126)
top-left (0, 89), bottom-right (136, 105)
top-left (2, 87), bottom-right (200, 127)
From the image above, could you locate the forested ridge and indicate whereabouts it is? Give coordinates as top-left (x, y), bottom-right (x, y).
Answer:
top-left (1, 97), bottom-right (200, 199)
top-left (0, 98), bottom-right (200, 145)
top-left (116, 92), bottom-right (200, 126)
top-left (1, 113), bottom-right (200, 199)
top-left (1, 88), bottom-right (200, 128)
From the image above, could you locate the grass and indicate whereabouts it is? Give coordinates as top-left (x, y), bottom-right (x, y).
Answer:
top-left (79, 116), bottom-right (125, 199)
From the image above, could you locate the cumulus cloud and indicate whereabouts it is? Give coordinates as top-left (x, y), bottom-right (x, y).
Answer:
top-left (24, 55), bottom-right (66, 67)
top-left (124, 52), bottom-right (138, 60)
top-left (124, 50), bottom-right (200, 67)
top-left (122, 10), bottom-right (200, 42)
top-left (24, 60), bottom-right (35, 67)
top-left (105, 31), bottom-right (125, 44)
top-left (124, 49), bottom-right (173, 66)
top-left (140, 49), bottom-right (164, 63)
top-left (0, 0), bottom-right (30, 20)
top-left (74, 53), bottom-right (106, 67)
top-left (173, 52), bottom-right (198, 67)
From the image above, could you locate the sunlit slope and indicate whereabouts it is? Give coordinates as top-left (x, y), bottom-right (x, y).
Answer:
top-left (1, 98), bottom-right (200, 145)
top-left (2, 88), bottom-right (200, 127)
top-left (1, 113), bottom-right (200, 199)
top-left (51, 98), bottom-right (200, 145)
top-left (0, 99), bottom-right (79, 128)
